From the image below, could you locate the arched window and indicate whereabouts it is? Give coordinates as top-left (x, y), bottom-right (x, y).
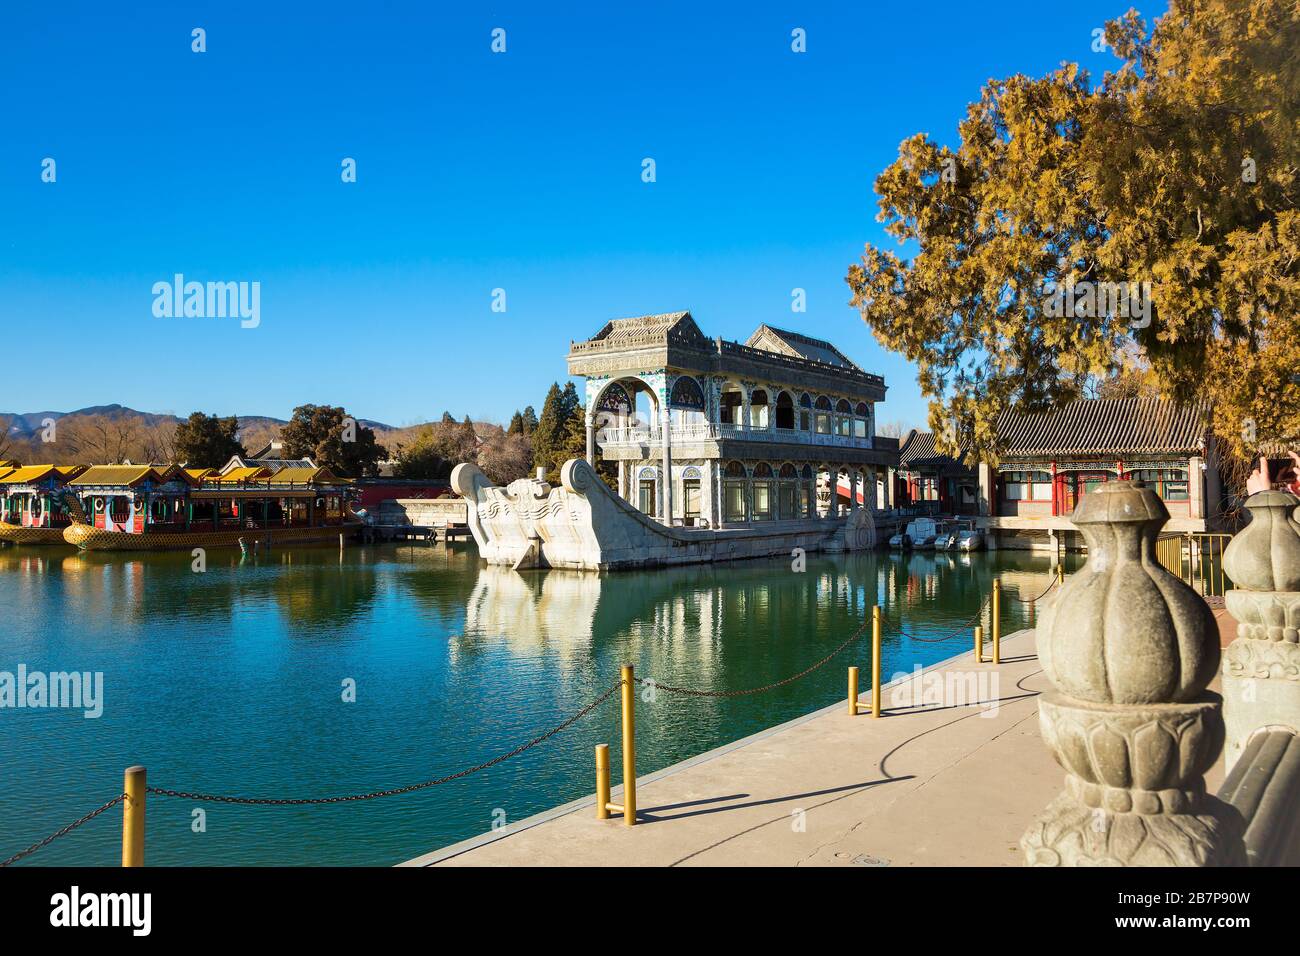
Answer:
top-left (723, 461), bottom-right (748, 522)
top-left (800, 465), bottom-right (815, 517)
top-left (681, 466), bottom-right (702, 524)
top-left (814, 396), bottom-right (832, 435)
top-left (775, 391), bottom-right (795, 430)
top-left (854, 402), bottom-right (870, 439)
top-left (752, 463), bottom-right (774, 520)
top-left (597, 382), bottom-right (632, 415)
top-left (750, 389), bottom-right (770, 429)
top-left (778, 463), bottom-right (798, 519)
top-left (669, 376), bottom-right (705, 410)
top-left (637, 467), bottom-right (659, 515)
top-left (835, 399), bottom-right (852, 437)
top-left (798, 393), bottom-right (813, 430)
top-left (720, 386), bottom-right (744, 425)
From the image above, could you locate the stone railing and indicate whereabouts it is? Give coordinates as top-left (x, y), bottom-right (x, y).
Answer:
top-left (1211, 490), bottom-right (1300, 865)
top-left (597, 423), bottom-right (875, 450)
top-left (1220, 490), bottom-right (1300, 767)
top-left (1021, 480), bottom-right (1246, 866)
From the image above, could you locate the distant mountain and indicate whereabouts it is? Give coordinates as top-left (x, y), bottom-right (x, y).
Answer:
top-left (1, 405), bottom-right (396, 439)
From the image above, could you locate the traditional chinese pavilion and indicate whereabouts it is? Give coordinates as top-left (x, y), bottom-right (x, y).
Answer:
top-left (977, 398), bottom-right (1220, 551)
top-left (454, 312), bottom-right (896, 571)
top-left (0, 465), bottom-right (88, 543)
top-left (567, 312), bottom-right (895, 528)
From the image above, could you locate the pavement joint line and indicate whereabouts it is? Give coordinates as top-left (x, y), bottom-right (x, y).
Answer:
top-left (404, 628), bottom-right (1036, 867)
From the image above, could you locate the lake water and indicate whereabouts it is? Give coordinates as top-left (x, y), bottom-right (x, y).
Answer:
top-left (0, 541), bottom-right (1066, 866)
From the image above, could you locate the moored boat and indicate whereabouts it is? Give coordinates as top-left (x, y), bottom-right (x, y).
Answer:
top-left (61, 465), bottom-right (361, 551)
top-left (0, 464), bottom-right (88, 544)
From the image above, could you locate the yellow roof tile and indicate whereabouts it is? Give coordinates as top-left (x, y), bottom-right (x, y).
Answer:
top-left (68, 466), bottom-right (160, 487)
top-left (1, 465), bottom-right (59, 485)
top-left (210, 466), bottom-right (270, 484)
top-left (265, 466), bottom-right (351, 485)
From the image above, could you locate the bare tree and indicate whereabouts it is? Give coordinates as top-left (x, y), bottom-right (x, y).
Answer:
top-left (875, 419), bottom-right (912, 439)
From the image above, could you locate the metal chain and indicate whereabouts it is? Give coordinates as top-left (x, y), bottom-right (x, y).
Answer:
top-left (146, 680), bottom-right (622, 806)
top-left (0, 794), bottom-right (125, 868)
top-left (1005, 576), bottom-right (1059, 605)
top-left (878, 593), bottom-right (992, 643)
top-left (3, 581), bottom-right (1061, 859)
top-left (633, 621), bottom-right (870, 697)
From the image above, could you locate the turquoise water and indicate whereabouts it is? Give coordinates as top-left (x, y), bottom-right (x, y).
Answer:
top-left (0, 542), bottom-right (1066, 866)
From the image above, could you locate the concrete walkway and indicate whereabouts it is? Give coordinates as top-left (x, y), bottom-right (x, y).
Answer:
top-left (408, 629), bottom-right (1062, 866)
top-left (407, 604), bottom-right (1235, 867)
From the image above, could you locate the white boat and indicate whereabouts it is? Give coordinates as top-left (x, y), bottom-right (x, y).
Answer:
top-left (956, 528), bottom-right (985, 551)
top-left (934, 525), bottom-right (961, 550)
top-left (905, 517), bottom-right (942, 550)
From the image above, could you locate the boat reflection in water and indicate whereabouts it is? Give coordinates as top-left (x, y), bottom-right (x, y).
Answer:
top-left (0, 539), bottom-right (1059, 866)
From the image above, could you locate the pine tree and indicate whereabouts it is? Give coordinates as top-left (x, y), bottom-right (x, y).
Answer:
top-left (520, 406), bottom-right (538, 436)
top-left (532, 384), bottom-right (567, 477)
top-left (507, 411), bottom-right (524, 435)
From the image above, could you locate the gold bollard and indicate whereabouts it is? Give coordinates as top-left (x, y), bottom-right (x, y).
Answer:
top-left (848, 666), bottom-right (860, 715)
top-left (992, 579), bottom-right (1001, 655)
top-left (992, 615), bottom-right (1001, 664)
top-left (595, 744), bottom-right (611, 820)
top-left (1057, 564), bottom-right (1064, 585)
top-left (975, 624), bottom-right (984, 664)
top-left (122, 765), bottom-right (146, 867)
top-left (620, 664), bottom-right (636, 826)
top-left (871, 605), bottom-right (882, 718)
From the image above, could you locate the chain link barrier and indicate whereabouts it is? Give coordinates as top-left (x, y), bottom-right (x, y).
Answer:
top-left (2, 681), bottom-right (621, 862)
top-left (3, 575), bottom-right (1062, 862)
top-left (877, 593), bottom-right (992, 643)
top-left (146, 679), bottom-right (622, 805)
top-left (0, 794), bottom-right (125, 868)
top-left (633, 619), bottom-right (871, 697)
top-left (1004, 576), bottom-right (1059, 605)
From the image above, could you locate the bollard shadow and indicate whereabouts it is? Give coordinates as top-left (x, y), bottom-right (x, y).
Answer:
top-left (879, 687), bottom-right (1040, 718)
top-left (637, 776), bottom-right (911, 824)
top-left (636, 793), bottom-right (747, 814)
top-left (998, 654), bottom-right (1038, 663)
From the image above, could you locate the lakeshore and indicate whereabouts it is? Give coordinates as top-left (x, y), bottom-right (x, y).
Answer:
top-left (412, 624), bottom-right (1233, 868)
top-left (0, 542), bottom-right (1052, 866)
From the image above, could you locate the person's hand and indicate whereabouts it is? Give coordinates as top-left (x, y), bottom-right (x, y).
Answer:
top-left (1246, 453), bottom-right (1300, 495)
top-left (1286, 452), bottom-right (1300, 495)
top-left (1246, 455), bottom-right (1272, 495)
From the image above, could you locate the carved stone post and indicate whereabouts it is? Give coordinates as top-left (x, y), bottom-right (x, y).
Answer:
top-left (1021, 481), bottom-right (1244, 866)
top-left (1221, 490), bottom-right (1300, 771)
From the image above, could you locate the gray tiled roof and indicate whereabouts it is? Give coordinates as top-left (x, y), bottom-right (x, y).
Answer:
top-left (587, 312), bottom-right (704, 348)
top-left (745, 325), bottom-right (861, 371)
top-left (996, 399), bottom-right (1208, 457)
top-left (899, 431), bottom-right (969, 469)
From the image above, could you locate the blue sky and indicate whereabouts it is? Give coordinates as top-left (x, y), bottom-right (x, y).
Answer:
top-left (0, 1), bottom-right (1162, 428)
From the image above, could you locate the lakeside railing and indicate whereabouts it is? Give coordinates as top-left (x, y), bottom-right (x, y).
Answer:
top-left (0, 570), bottom-right (1061, 866)
top-left (597, 423), bottom-right (877, 450)
top-left (1155, 532), bottom-right (1234, 597)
